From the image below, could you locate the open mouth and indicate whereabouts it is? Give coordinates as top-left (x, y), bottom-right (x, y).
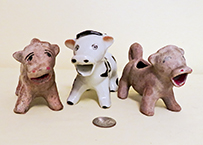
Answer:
top-left (76, 64), bottom-right (94, 76)
top-left (30, 73), bottom-right (50, 84)
top-left (172, 73), bottom-right (188, 87)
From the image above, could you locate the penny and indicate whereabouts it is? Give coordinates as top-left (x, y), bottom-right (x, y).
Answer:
top-left (92, 116), bottom-right (116, 128)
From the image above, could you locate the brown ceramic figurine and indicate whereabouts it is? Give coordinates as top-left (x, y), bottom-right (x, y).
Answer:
top-left (13, 38), bottom-right (63, 114)
top-left (118, 43), bottom-right (192, 116)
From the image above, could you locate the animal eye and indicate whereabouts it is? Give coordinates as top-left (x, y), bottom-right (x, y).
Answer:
top-left (163, 56), bottom-right (172, 63)
top-left (92, 44), bottom-right (98, 50)
top-left (25, 52), bottom-right (34, 61)
top-left (75, 45), bottom-right (79, 51)
top-left (45, 52), bottom-right (52, 57)
top-left (27, 55), bottom-right (33, 61)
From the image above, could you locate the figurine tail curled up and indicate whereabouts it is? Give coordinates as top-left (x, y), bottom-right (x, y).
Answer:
top-left (128, 42), bottom-right (144, 61)
top-left (118, 43), bottom-right (150, 100)
top-left (128, 43), bottom-right (150, 69)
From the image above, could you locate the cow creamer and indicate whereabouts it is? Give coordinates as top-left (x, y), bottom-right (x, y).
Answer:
top-left (65, 30), bottom-right (118, 108)
top-left (13, 38), bottom-right (63, 114)
top-left (118, 43), bottom-right (192, 116)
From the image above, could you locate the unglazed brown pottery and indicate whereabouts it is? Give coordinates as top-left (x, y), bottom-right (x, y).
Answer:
top-left (13, 38), bottom-right (63, 114)
top-left (118, 43), bottom-right (192, 116)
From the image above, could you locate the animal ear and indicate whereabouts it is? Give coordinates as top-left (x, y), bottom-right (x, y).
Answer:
top-left (13, 51), bottom-right (23, 62)
top-left (31, 38), bottom-right (40, 44)
top-left (103, 36), bottom-right (114, 48)
top-left (65, 39), bottom-right (76, 50)
top-left (148, 53), bottom-right (158, 65)
top-left (179, 47), bottom-right (185, 55)
top-left (51, 44), bottom-right (60, 56)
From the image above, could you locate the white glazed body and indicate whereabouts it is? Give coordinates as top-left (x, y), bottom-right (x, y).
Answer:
top-left (65, 31), bottom-right (118, 108)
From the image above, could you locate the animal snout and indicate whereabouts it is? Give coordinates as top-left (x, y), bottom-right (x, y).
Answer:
top-left (32, 68), bottom-right (41, 73)
top-left (31, 67), bottom-right (51, 73)
top-left (178, 66), bottom-right (192, 74)
top-left (71, 55), bottom-right (93, 64)
top-left (71, 58), bottom-right (89, 63)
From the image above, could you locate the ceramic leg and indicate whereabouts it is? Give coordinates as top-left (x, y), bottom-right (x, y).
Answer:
top-left (95, 78), bottom-right (111, 108)
top-left (15, 80), bottom-right (22, 96)
top-left (67, 78), bottom-right (87, 105)
top-left (140, 88), bottom-right (158, 116)
top-left (162, 95), bottom-right (181, 112)
top-left (117, 79), bottom-right (130, 99)
top-left (109, 72), bottom-right (118, 92)
top-left (46, 84), bottom-right (63, 111)
top-left (140, 96), bottom-right (157, 116)
top-left (14, 94), bottom-right (33, 114)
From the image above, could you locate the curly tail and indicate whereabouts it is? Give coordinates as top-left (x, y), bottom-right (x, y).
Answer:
top-left (128, 43), bottom-right (143, 61)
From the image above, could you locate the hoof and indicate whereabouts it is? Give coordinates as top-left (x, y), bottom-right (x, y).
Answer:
top-left (50, 105), bottom-right (63, 111)
top-left (167, 105), bottom-right (182, 112)
top-left (140, 109), bottom-right (154, 116)
top-left (13, 108), bottom-right (28, 114)
top-left (102, 106), bottom-right (109, 109)
top-left (67, 101), bottom-right (74, 105)
top-left (116, 78), bottom-right (119, 85)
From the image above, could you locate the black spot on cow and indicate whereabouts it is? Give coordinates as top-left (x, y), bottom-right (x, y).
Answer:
top-left (76, 30), bottom-right (103, 39)
top-left (111, 55), bottom-right (117, 62)
top-left (100, 62), bottom-right (109, 77)
top-left (107, 61), bottom-right (111, 72)
top-left (116, 78), bottom-right (119, 85)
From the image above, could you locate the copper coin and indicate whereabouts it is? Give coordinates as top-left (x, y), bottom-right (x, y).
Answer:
top-left (92, 116), bottom-right (116, 128)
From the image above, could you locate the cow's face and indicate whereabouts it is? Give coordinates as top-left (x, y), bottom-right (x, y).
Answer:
top-left (148, 45), bottom-right (192, 87)
top-left (13, 38), bottom-right (59, 84)
top-left (65, 34), bottom-right (113, 76)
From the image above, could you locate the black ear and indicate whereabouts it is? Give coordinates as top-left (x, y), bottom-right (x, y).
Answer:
top-left (13, 51), bottom-right (23, 62)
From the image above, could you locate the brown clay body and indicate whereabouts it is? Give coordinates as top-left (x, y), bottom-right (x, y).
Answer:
top-left (13, 38), bottom-right (63, 114)
top-left (118, 43), bottom-right (192, 116)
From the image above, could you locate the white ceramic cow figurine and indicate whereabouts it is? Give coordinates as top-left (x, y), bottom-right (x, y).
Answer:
top-left (65, 30), bottom-right (118, 108)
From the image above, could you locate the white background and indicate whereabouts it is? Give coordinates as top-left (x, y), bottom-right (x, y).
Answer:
top-left (1, 0), bottom-right (202, 73)
top-left (1, 1), bottom-right (203, 145)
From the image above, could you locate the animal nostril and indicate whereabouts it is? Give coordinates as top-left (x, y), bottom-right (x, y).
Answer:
top-left (84, 59), bottom-right (89, 63)
top-left (71, 59), bottom-right (77, 63)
